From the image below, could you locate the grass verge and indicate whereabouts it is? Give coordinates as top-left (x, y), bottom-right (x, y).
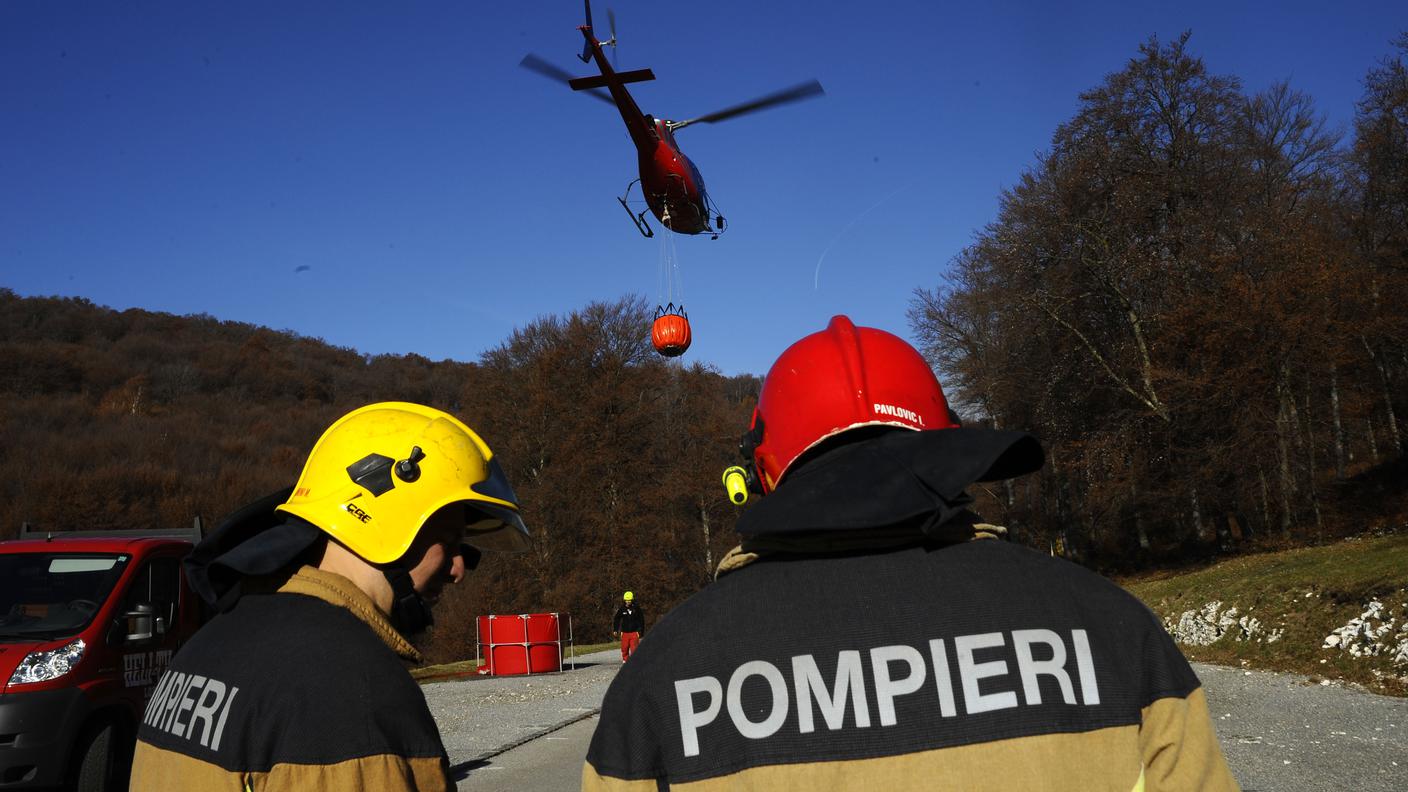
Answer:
top-left (1120, 533), bottom-right (1408, 697)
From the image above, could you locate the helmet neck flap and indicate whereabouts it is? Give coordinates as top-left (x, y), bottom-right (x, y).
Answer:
top-left (735, 427), bottom-right (1043, 543)
top-left (185, 487), bottom-right (321, 612)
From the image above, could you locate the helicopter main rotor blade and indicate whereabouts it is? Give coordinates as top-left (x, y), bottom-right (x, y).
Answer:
top-left (519, 53), bottom-right (615, 105)
top-left (668, 80), bottom-right (825, 131)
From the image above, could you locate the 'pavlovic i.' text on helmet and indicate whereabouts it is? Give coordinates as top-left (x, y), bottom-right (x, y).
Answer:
top-left (748, 315), bottom-right (956, 493)
top-left (276, 402), bottom-right (530, 563)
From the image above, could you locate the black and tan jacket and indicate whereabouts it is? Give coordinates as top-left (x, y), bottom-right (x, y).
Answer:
top-left (582, 429), bottom-right (1239, 791)
top-left (130, 566), bottom-right (451, 791)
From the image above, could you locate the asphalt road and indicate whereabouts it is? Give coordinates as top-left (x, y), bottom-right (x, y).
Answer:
top-left (434, 655), bottom-right (1408, 791)
top-left (455, 716), bottom-right (599, 792)
top-left (1196, 663), bottom-right (1406, 792)
top-left (423, 652), bottom-right (618, 773)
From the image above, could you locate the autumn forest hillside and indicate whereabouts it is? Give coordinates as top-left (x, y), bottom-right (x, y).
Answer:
top-left (907, 34), bottom-right (1408, 566)
top-left (0, 289), bottom-right (758, 662)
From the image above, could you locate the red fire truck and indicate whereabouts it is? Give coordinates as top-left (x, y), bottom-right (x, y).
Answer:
top-left (0, 524), bottom-right (203, 791)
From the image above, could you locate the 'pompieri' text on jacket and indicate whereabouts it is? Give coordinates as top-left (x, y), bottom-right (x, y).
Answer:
top-left (674, 628), bottom-right (1099, 758)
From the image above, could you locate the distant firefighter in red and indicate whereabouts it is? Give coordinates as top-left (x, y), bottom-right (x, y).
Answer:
top-left (612, 590), bottom-right (645, 662)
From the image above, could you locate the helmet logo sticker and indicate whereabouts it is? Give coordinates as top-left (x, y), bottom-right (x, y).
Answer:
top-left (873, 403), bottom-right (924, 426)
top-left (345, 502), bottom-right (374, 524)
top-left (346, 453), bottom-right (397, 497)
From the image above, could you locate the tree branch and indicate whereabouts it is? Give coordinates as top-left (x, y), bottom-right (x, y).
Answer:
top-left (1027, 294), bottom-right (1171, 422)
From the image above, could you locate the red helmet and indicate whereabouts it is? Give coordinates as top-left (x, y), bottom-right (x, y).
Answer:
top-left (748, 315), bottom-right (956, 492)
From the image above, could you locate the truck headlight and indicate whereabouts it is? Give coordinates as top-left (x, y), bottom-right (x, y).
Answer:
top-left (8, 639), bottom-right (86, 686)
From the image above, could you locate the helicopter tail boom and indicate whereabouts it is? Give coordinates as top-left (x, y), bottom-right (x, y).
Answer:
top-left (577, 0), bottom-right (596, 62)
top-left (569, 69), bottom-right (656, 92)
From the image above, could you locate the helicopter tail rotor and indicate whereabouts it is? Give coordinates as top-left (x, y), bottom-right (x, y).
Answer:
top-left (606, 8), bottom-right (618, 68)
top-left (576, 1), bottom-right (620, 66)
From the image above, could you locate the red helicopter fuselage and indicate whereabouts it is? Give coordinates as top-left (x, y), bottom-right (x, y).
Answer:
top-left (579, 27), bottom-right (715, 235)
top-left (525, 2), bottom-right (821, 237)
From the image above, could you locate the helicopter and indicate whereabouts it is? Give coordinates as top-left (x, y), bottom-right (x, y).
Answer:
top-left (521, 1), bottom-right (824, 239)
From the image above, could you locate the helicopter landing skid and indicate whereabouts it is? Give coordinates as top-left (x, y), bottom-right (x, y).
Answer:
top-left (618, 179), bottom-right (654, 238)
top-left (617, 196), bottom-right (654, 238)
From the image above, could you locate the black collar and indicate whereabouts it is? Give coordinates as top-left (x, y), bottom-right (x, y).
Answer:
top-left (736, 428), bottom-right (1043, 539)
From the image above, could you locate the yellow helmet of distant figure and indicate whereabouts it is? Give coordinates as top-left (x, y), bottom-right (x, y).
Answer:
top-left (276, 402), bottom-right (529, 564)
top-left (623, 591), bottom-right (634, 602)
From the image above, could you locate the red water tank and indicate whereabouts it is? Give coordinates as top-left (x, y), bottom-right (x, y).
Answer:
top-left (477, 613), bottom-right (564, 676)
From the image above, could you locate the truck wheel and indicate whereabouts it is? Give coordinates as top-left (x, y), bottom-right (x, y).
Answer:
top-left (70, 721), bottom-right (119, 792)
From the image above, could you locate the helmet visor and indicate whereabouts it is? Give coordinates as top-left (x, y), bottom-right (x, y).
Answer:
top-left (462, 501), bottom-right (531, 552)
top-left (471, 458), bottom-right (520, 507)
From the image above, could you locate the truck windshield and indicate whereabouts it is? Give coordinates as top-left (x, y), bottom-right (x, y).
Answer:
top-left (0, 554), bottom-right (130, 639)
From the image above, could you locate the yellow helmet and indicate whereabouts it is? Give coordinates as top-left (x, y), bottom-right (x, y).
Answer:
top-left (276, 402), bottom-right (529, 563)
top-left (623, 591), bottom-right (634, 602)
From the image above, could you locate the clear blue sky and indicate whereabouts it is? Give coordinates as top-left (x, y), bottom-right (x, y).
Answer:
top-left (2, 1), bottom-right (1403, 376)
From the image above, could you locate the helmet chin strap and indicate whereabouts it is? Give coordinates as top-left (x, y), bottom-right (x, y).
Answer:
top-left (383, 564), bottom-right (434, 635)
top-left (381, 544), bottom-right (481, 635)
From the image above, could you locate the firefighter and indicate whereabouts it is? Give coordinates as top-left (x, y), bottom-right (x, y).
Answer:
top-left (582, 316), bottom-right (1239, 791)
top-left (612, 591), bottom-right (645, 662)
top-left (130, 402), bottom-right (529, 791)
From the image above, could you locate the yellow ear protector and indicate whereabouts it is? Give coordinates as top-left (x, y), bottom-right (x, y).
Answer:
top-left (722, 419), bottom-right (765, 506)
